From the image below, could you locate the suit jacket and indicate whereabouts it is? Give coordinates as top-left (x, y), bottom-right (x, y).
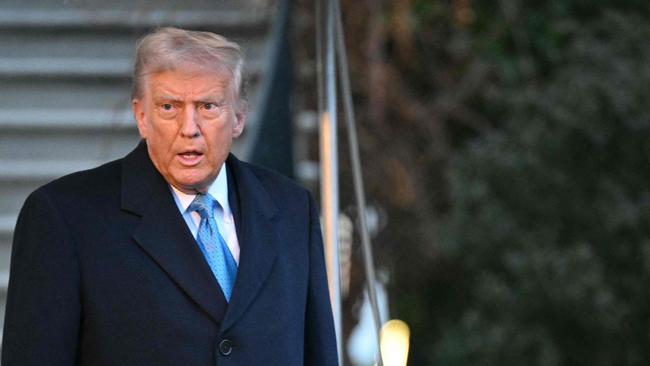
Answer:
top-left (2, 142), bottom-right (338, 366)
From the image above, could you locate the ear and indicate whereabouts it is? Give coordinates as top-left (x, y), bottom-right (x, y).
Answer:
top-left (232, 110), bottom-right (246, 138)
top-left (132, 98), bottom-right (148, 139)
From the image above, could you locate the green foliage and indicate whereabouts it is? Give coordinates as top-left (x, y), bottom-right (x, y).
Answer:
top-left (301, 1), bottom-right (650, 364)
top-left (439, 11), bottom-right (650, 365)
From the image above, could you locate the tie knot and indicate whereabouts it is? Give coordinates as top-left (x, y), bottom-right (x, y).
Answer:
top-left (188, 193), bottom-right (217, 219)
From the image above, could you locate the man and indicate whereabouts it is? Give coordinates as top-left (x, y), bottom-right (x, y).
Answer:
top-left (2, 27), bottom-right (338, 365)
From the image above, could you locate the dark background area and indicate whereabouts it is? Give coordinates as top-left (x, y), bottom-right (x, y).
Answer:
top-left (291, 0), bottom-right (650, 364)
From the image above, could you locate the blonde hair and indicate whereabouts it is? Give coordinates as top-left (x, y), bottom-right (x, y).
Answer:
top-left (132, 27), bottom-right (246, 105)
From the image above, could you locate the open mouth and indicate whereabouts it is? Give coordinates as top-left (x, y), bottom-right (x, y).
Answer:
top-left (177, 150), bottom-right (204, 166)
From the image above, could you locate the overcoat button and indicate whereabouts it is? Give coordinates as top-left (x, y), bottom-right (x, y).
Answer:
top-left (219, 339), bottom-right (233, 356)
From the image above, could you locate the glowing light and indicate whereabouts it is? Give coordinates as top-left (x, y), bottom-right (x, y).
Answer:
top-left (380, 319), bottom-right (410, 366)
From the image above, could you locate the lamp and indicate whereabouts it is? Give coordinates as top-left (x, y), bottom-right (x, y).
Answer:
top-left (379, 319), bottom-right (410, 366)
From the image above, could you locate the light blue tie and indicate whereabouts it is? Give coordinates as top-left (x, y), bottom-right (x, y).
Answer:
top-left (188, 193), bottom-right (238, 302)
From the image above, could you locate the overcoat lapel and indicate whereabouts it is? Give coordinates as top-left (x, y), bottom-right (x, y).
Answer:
top-left (220, 155), bottom-right (279, 334)
top-left (120, 143), bottom-right (227, 324)
top-left (119, 144), bottom-right (281, 332)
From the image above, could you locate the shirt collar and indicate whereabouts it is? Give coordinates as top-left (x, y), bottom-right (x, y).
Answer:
top-left (169, 164), bottom-right (230, 214)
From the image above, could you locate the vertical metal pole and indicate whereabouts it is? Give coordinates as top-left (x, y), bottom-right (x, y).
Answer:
top-left (315, 0), bottom-right (325, 117)
top-left (318, 0), bottom-right (343, 363)
top-left (332, 0), bottom-right (383, 364)
top-left (320, 111), bottom-right (342, 365)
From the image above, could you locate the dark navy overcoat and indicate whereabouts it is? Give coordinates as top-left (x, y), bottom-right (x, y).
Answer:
top-left (2, 142), bottom-right (337, 366)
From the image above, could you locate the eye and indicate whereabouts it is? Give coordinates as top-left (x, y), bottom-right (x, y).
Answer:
top-left (201, 102), bottom-right (223, 117)
top-left (157, 102), bottom-right (177, 118)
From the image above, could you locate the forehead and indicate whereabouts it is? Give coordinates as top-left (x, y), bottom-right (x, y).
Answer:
top-left (143, 64), bottom-right (234, 98)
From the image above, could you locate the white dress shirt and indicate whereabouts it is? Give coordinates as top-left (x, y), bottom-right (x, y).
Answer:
top-left (169, 165), bottom-right (240, 264)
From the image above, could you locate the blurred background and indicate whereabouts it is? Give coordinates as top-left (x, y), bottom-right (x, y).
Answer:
top-left (2, 0), bottom-right (650, 365)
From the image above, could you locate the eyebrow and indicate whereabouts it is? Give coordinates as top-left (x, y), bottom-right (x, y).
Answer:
top-left (153, 94), bottom-right (226, 103)
top-left (153, 95), bottom-right (183, 102)
top-left (199, 97), bottom-right (227, 104)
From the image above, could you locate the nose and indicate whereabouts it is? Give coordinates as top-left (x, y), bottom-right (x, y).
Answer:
top-left (179, 106), bottom-right (200, 138)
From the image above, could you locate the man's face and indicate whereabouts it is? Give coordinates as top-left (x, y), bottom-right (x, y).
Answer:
top-left (132, 64), bottom-right (245, 194)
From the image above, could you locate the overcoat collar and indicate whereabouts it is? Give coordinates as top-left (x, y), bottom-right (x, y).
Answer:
top-left (220, 153), bottom-right (279, 334)
top-left (120, 142), bottom-right (279, 331)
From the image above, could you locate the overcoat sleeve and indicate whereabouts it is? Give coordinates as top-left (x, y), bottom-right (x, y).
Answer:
top-left (303, 193), bottom-right (339, 366)
top-left (2, 189), bottom-right (81, 365)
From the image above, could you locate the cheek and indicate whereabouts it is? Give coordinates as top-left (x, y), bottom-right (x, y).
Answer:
top-left (148, 124), bottom-right (180, 156)
top-left (136, 121), bottom-right (148, 139)
top-left (204, 127), bottom-right (231, 154)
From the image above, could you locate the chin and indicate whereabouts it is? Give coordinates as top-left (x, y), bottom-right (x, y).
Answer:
top-left (180, 176), bottom-right (214, 191)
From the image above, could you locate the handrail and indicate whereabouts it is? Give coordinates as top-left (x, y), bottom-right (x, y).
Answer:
top-left (318, 0), bottom-right (384, 364)
top-left (332, 0), bottom-right (384, 364)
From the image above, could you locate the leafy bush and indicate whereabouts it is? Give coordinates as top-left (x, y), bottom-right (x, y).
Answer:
top-left (439, 12), bottom-right (650, 365)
